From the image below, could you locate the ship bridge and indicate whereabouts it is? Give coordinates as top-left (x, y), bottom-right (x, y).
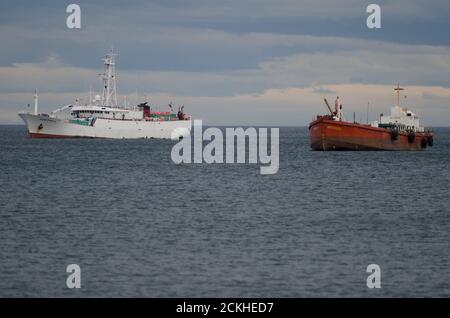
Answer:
top-left (71, 105), bottom-right (143, 120)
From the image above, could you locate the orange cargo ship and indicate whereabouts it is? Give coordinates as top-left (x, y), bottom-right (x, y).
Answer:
top-left (309, 85), bottom-right (434, 151)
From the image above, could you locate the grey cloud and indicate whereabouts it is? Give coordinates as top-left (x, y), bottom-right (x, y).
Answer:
top-left (1, 1), bottom-right (450, 125)
top-left (2, 0), bottom-right (450, 71)
top-left (1, 35), bottom-right (450, 98)
top-left (312, 86), bottom-right (337, 94)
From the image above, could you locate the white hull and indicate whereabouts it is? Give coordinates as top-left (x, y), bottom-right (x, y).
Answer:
top-left (19, 113), bottom-right (191, 139)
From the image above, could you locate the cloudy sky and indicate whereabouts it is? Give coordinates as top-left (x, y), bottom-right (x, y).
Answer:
top-left (1, 0), bottom-right (450, 125)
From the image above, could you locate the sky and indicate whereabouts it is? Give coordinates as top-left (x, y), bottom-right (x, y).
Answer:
top-left (1, 0), bottom-right (450, 126)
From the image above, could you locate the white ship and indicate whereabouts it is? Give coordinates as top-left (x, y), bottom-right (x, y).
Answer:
top-left (19, 51), bottom-right (192, 139)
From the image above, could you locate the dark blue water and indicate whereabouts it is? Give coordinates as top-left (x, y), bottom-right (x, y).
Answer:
top-left (0, 125), bottom-right (449, 297)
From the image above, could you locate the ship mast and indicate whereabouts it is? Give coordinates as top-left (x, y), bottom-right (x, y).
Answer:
top-left (34, 88), bottom-right (38, 115)
top-left (100, 50), bottom-right (118, 107)
top-left (394, 83), bottom-right (404, 107)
